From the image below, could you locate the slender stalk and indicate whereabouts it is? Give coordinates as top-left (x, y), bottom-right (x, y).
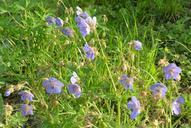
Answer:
top-left (169, 80), bottom-right (173, 128)
top-left (176, 41), bottom-right (191, 53)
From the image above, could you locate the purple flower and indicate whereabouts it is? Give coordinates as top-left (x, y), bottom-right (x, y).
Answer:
top-left (46, 16), bottom-right (55, 25)
top-left (75, 16), bottom-right (90, 37)
top-left (83, 43), bottom-right (95, 60)
top-left (119, 74), bottom-right (133, 90)
top-left (133, 40), bottom-right (142, 50)
top-left (4, 87), bottom-right (14, 97)
top-left (4, 89), bottom-right (12, 97)
top-left (68, 84), bottom-right (81, 98)
top-left (75, 7), bottom-right (96, 37)
top-left (172, 96), bottom-right (185, 115)
top-left (127, 96), bottom-right (141, 119)
top-left (45, 16), bottom-right (63, 27)
top-left (163, 63), bottom-right (182, 80)
top-left (18, 91), bottom-right (34, 101)
top-left (54, 17), bottom-right (63, 27)
top-left (42, 77), bottom-right (64, 94)
top-left (62, 27), bottom-right (74, 37)
top-left (79, 12), bottom-right (90, 19)
top-left (150, 83), bottom-right (167, 98)
top-left (21, 104), bottom-right (33, 116)
top-left (70, 72), bottom-right (80, 84)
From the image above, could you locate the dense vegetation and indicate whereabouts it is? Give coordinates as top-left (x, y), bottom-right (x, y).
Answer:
top-left (0, 0), bottom-right (190, 127)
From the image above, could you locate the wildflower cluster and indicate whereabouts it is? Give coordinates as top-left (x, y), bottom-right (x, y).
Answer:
top-left (3, 7), bottom-right (185, 124)
top-left (46, 16), bottom-right (74, 37)
top-left (118, 42), bottom-right (184, 119)
top-left (44, 7), bottom-right (185, 121)
top-left (4, 83), bottom-right (34, 116)
top-left (119, 63), bottom-right (183, 119)
top-left (75, 6), bottom-right (96, 37)
top-left (19, 91), bottom-right (34, 116)
top-left (42, 72), bottom-right (82, 98)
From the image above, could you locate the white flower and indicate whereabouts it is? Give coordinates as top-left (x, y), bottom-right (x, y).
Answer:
top-left (70, 72), bottom-right (80, 84)
top-left (86, 16), bottom-right (97, 30)
top-left (76, 6), bottom-right (83, 15)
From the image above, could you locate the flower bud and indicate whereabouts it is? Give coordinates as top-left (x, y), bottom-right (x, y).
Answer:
top-left (4, 85), bottom-right (14, 97)
top-left (158, 58), bottom-right (169, 67)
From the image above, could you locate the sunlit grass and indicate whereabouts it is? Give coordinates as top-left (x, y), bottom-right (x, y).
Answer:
top-left (0, 0), bottom-right (190, 128)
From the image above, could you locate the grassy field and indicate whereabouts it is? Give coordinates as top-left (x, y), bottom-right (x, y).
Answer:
top-left (0, 0), bottom-right (191, 128)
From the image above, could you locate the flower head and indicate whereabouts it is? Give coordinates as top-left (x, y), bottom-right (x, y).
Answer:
top-left (75, 16), bottom-right (90, 37)
top-left (46, 16), bottom-right (55, 25)
top-left (75, 7), bottom-right (96, 37)
top-left (42, 77), bottom-right (64, 94)
top-left (150, 83), bottom-right (167, 98)
top-left (4, 86), bottom-right (14, 97)
top-left (163, 63), bottom-right (181, 80)
top-left (46, 16), bottom-right (63, 27)
top-left (133, 40), bottom-right (142, 50)
top-left (127, 96), bottom-right (141, 119)
top-left (62, 27), bottom-right (74, 37)
top-left (4, 89), bottom-right (12, 97)
top-left (54, 17), bottom-right (64, 27)
top-left (70, 72), bottom-right (80, 84)
top-left (68, 84), bottom-right (81, 98)
top-left (21, 104), bottom-right (33, 116)
top-left (172, 96), bottom-right (185, 115)
top-left (83, 43), bottom-right (95, 60)
top-left (119, 74), bottom-right (133, 90)
top-left (18, 91), bottom-right (34, 101)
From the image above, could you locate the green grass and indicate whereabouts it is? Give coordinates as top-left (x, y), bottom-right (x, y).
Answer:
top-left (0, 0), bottom-right (191, 127)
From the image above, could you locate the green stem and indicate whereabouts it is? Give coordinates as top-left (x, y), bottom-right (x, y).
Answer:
top-left (169, 80), bottom-right (173, 128)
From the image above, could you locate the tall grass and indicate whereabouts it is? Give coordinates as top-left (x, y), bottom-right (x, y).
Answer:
top-left (0, 0), bottom-right (190, 128)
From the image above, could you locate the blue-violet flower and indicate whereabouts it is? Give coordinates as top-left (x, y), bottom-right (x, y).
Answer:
top-left (21, 104), bottom-right (33, 116)
top-left (119, 74), bottom-right (133, 90)
top-left (83, 43), bottom-right (95, 60)
top-left (19, 91), bottom-right (34, 101)
top-left (62, 27), bottom-right (74, 37)
top-left (133, 40), bottom-right (142, 50)
top-left (150, 83), bottom-right (167, 98)
top-left (68, 84), bottom-right (81, 98)
top-left (127, 96), bottom-right (141, 119)
top-left (42, 77), bottom-right (64, 94)
top-left (163, 63), bottom-right (181, 80)
top-left (172, 96), bottom-right (185, 115)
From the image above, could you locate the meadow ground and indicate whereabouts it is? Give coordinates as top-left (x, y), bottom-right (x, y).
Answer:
top-left (0, 0), bottom-right (191, 128)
